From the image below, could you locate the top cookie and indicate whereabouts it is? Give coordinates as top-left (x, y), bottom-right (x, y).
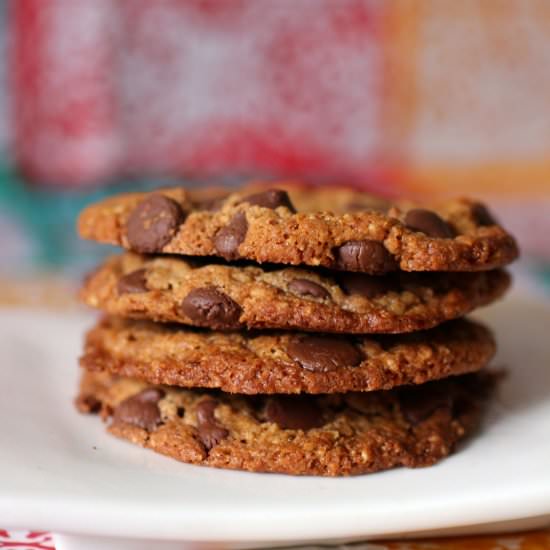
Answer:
top-left (78, 183), bottom-right (519, 274)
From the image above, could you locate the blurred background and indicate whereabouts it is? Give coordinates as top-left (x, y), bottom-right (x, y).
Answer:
top-left (0, 0), bottom-right (549, 298)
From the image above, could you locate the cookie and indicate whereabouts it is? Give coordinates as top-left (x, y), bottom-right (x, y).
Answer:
top-left (76, 369), bottom-right (497, 476)
top-left (81, 253), bottom-right (510, 333)
top-left (80, 317), bottom-right (495, 394)
top-left (77, 183), bottom-right (519, 273)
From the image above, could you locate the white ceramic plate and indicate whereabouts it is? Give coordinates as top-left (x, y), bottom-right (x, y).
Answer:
top-left (0, 292), bottom-right (549, 549)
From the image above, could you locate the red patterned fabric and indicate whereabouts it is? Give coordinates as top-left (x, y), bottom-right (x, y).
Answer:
top-left (13, 0), bottom-right (388, 187)
top-left (0, 531), bottom-right (55, 550)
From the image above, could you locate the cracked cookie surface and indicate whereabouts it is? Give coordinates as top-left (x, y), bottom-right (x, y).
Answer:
top-left (77, 183), bottom-right (519, 273)
top-left (80, 317), bottom-right (495, 394)
top-left (76, 369), bottom-right (497, 476)
top-left (81, 253), bottom-right (510, 333)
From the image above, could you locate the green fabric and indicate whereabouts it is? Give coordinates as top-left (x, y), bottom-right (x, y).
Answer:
top-left (538, 266), bottom-right (550, 289)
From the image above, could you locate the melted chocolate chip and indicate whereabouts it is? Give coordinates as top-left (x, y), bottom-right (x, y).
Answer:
top-left (214, 212), bottom-right (248, 260)
top-left (240, 189), bottom-right (296, 212)
top-left (117, 268), bottom-right (148, 294)
top-left (288, 278), bottom-right (330, 299)
top-left (472, 203), bottom-right (497, 226)
top-left (196, 398), bottom-right (229, 450)
top-left (404, 209), bottom-right (455, 239)
top-left (180, 287), bottom-right (242, 329)
top-left (287, 336), bottom-right (362, 372)
top-left (337, 272), bottom-right (390, 299)
top-left (265, 396), bottom-right (324, 430)
top-left (335, 240), bottom-right (397, 274)
top-left (126, 195), bottom-right (185, 253)
top-left (399, 385), bottom-right (453, 425)
top-left (113, 388), bottom-right (165, 431)
top-left (78, 394), bottom-right (102, 414)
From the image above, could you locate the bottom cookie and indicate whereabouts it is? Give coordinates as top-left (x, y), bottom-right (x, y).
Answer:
top-left (76, 369), bottom-right (497, 477)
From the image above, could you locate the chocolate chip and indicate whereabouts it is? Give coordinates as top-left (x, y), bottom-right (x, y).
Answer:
top-left (337, 272), bottom-right (390, 299)
top-left (117, 268), bottom-right (148, 294)
top-left (472, 203), bottom-right (497, 226)
top-left (240, 189), bottom-right (296, 212)
top-left (196, 398), bottom-right (229, 450)
top-left (138, 388), bottom-right (165, 402)
top-left (399, 385), bottom-right (453, 425)
top-left (214, 212), bottom-right (248, 260)
top-left (335, 240), bottom-right (397, 274)
top-left (180, 286), bottom-right (242, 329)
top-left (287, 336), bottom-right (362, 372)
top-left (126, 195), bottom-right (185, 253)
top-left (265, 396), bottom-right (324, 430)
top-left (288, 278), bottom-right (330, 299)
top-left (404, 209), bottom-right (455, 238)
top-left (77, 394), bottom-right (102, 414)
top-left (113, 388), bottom-right (165, 431)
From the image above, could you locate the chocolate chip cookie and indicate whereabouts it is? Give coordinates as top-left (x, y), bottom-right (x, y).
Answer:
top-left (81, 253), bottom-right (510, 333)
top-left (77, 183), bottom-right (519, 273)
top-left (76, 369), bottom-right (497, 476)
top-left (80, 317), bottom-right (495, 394)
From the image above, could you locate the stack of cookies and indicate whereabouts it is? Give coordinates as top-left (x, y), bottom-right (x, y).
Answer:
top-left (75, 183), bottom-right (518, 476)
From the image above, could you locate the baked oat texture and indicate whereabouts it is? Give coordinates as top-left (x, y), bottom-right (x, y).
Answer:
top-left (81, 253), bottom-right (510, 333)
top-left (77, 183), bottom-right (519, 273)
top-left (76, 369), bottom-right (497, 476)
top-left (80, 316), bottom-right (496, 394)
